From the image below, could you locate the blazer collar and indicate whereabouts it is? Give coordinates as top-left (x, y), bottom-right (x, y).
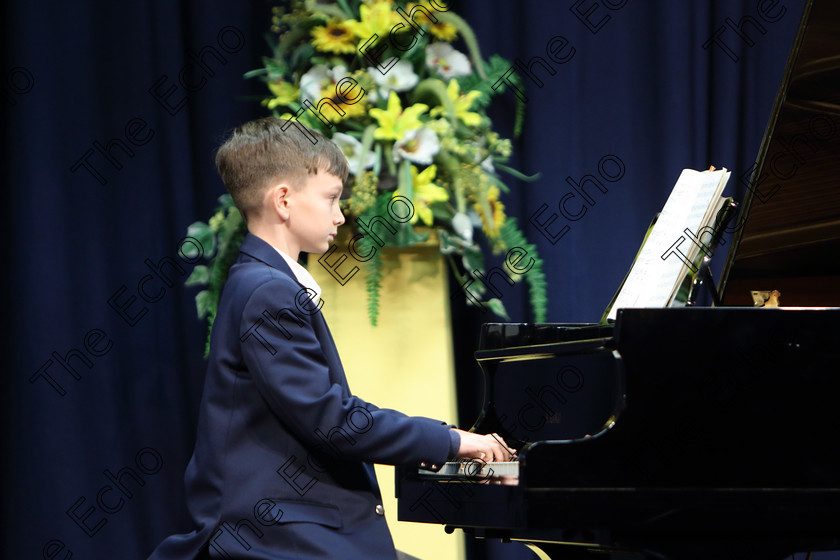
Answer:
top-left (238, 232), bottom-right (329, 330)
top-left (238, 232), bottom-right (295, 278)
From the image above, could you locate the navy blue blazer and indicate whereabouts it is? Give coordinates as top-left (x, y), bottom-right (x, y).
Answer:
top-left (149, 233), bottom-right (453, 560)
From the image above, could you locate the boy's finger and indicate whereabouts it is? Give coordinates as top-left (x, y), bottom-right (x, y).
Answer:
top-left (488, 433), bottom-right (516, 458)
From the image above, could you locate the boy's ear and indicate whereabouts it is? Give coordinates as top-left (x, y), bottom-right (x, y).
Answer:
top-left (268, 183), bottom-right (292, 220)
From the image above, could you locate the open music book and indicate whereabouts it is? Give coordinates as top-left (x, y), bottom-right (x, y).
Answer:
top-left (604, 168), bottom-right (732, 321)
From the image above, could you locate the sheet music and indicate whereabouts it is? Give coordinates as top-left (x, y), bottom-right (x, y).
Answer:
top-left (606, 169), bottom-right (731, 321)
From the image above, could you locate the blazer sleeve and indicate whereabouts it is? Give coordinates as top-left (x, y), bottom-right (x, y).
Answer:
top-left (238, 273), bottom-right (453, 467)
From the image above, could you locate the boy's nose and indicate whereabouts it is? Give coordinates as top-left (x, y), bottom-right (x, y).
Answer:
top-left (334, 207), bottom-right (345, 226)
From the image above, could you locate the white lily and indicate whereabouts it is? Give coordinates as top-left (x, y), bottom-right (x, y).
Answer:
top-left (332, 132), bottom-right (376, 176)
top-left (425, 42), bottom-right (471, 79)
top-left (369, 60), bottom-right (419, 95)
top-left (480, 155), bottom-right (495, 173)
top-left (393, 128), bottom-right (440, 165)
top-left (452, 212), bottom-right (474, 243)
top-left (300, 64), bottom-right (348, 103)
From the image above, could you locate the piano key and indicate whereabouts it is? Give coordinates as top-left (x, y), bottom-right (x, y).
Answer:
top-left (419, 460), bottom-right (520, 478)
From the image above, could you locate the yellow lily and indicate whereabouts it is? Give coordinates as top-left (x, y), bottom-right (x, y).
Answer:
top-left (265, 81), bottom-right (298, 109)
top-left (343, 0), bottom-right (398, 40)
top-left (474, 184), bottom-right (506, 237)
top-left (394, 164), bottom-right (449, 226)
top-left (369, 91), bottom-right (428, 141)
top-left (430, 79), bottom-right (482, 127)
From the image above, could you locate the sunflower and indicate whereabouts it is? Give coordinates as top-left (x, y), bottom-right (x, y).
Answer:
top-left (428, 21), bottom-right (457, 41)
top-left (315, 84), bottom-right (369, 123)
top-left (311, 21), bottom-right (356, 54)
top-left (404, 2), bottom-right (457, 40)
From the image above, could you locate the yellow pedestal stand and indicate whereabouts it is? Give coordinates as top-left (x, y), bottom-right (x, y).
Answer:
top-left (309, 238), bottom-right (464, 560)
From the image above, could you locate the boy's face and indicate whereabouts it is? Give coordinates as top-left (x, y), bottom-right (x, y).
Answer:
top-left (285, 170), bottom-right (345, 255)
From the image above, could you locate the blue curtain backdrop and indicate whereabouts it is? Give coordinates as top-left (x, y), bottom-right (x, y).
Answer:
top-left (3, 1), bottom-right (835, 560)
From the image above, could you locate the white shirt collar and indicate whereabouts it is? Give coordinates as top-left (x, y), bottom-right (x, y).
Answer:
top-left (274, 247), bottom-right (322, 304)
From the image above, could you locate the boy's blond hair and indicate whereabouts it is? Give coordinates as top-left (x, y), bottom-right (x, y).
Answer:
top-left (215, 118), bottom-right (349, 222)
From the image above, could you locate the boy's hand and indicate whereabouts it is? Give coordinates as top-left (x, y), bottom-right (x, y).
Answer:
top-left (452, 429), bottom-right (516, 462)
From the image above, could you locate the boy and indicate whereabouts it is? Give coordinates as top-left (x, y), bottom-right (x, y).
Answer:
top-left (148, 117), bottom-right (513, 560)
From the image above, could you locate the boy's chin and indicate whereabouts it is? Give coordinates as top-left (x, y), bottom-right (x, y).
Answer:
top-left (305, 241), bottom-right (333, 255)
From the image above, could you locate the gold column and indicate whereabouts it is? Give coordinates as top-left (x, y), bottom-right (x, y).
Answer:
top-left (309, 239), bottom-right (463, 560)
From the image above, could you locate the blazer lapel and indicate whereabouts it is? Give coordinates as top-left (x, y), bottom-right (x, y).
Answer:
top-left (237, 233), bottom-right (349, 391)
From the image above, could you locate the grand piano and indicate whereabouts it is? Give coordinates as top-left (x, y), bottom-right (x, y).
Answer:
top-left (396, 1), bottom-right (840, 558)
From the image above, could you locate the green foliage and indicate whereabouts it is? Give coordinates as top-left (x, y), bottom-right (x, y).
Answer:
top-left (439, 216), bottom-right (548, 322)
top-left (459, 54), bottom-right (527, 137)
top-left (499, 217), bottom-right (548, 323)
top-left (459, 55), bottom-right (514, 105)
top-left (364, 243), bottom-right (384, 327)
top-left (184, 195), bottom-right (247, 357)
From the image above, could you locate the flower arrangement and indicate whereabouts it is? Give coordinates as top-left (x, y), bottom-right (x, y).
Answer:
top-left (186, 0), bottom-right (548, 353)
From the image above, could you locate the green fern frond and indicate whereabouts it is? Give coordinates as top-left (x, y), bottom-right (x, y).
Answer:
top-left (364, 243), bottom-right (384, 326)
top-left (514, 96), bottom-right (526, 138)
top-left (499, 217), bottom-right (548, 322)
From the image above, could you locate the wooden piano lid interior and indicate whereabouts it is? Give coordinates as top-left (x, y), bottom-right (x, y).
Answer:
top-left (720, 0), bottom-right (840, 307)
